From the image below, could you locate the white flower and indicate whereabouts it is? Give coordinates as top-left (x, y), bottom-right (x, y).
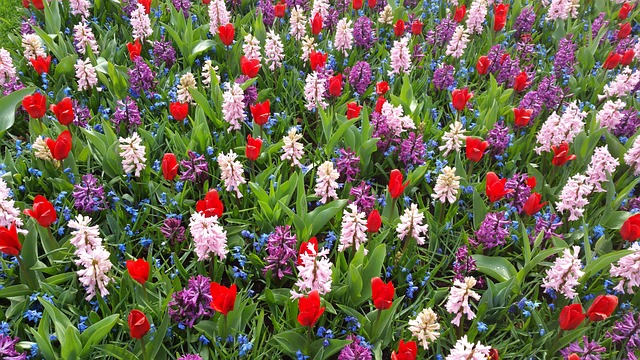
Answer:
top-left (243, 34), bottom-right (261, 61)
top-left (119, 132), bottom-right (147, 177)
top-left (314, 161), bottom-right (340, 204)
top-left (432, 166), bottom-right (460, 204)
top-left (445, 277), bottom-right (481, 326)
top-left (217, 151), bottom-right (246, 198)
top-left (281, 127), bottom-right (305, 166)
top-left (338, 204), bottom-right (368, 254)
top-left (378, 4), bottom-right (394, 25)
top-left (397, 204), bottom-right (429, 245)
top-left (408, 307), bottom-right (441, 350)
top-left (201, 60), bottom-right (220, 87)
top-left (68, 215), bottom-right (103, 252)
top-left (264, 30), bottom-right (284, 71)
top-left (334, 18), bottom-right (353, 55)
top-left (189, 212), bottom-right (228, 261)
top-left (542, 246), bottom-right (584, 299)
top-left (75, 58), bottom-right (98, 91)
top-left (304, 71), bottom-right (328, 110)
top-left (177, 72), bottom-right (196, 103)
top-left (446, 25), bottom-right (470, 59)
top-left (440, 121), bottom-right (467, 156)
top-left (289, 6), bottom-right (307, 41)
top-left (32, 136), bottom-right (55, 162)
top-left (301, 35), bottom-right (316, 62)
top-left (446, 335), bottom-right (491, 360)
top-left (75, 246), bottom-right (113, 300)
top-left (22, 34), bottom-right (46, 59)
top-left (290, 246), bottom-right (333, 299)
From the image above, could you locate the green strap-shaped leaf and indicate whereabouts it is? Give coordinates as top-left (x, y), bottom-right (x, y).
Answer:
top-left (0, 88), bottom-right (35, 133)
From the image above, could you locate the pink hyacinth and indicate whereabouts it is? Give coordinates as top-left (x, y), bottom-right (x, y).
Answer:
top-left (311, 0), bottom-right (329, 25)
top-left (555, 174), bottom-right (593, 221)
top-left (389, 36), bottom-right (411, 76)
top-left (217, 151), bottom-right (246, 198)
top-left (304, 71), bottom-right (328, 110)
top-left (546, 0), bottom-right (578, 21)
top-left (74, 22), bottom-right (100, 56)
top-left (0, 48), bottom-right (16, 87)
top-left (624, 136), bottom-right (640, 175)
top-left (334, 18), bottom-right (354, 55)
top-left (600, 68), bottom-right (640, 100)
top-left (289, 6), bottom-right (307, 41)
top-left (446, 335), bottom-right (491, 360)
top-left (242, 34), bottom-right (261, 62)
top-left (445, 277), bottom-right (481, 326)
top-left (208, 0), bottom-right (230, 35)
top-left (596, 99), bottom-right (626, 130)
top-left (75, 58), bottom-right (98, 91)
top-left (75, 246), bottom-right (113, 300)
top-left (222, 82), bottom-right (245, 131)
top-left (189, 212), bottom-right (228, 261)
top-left (281, 127), bottom-right (304, 166)
top-left (69, 0), bottom-right (91, 18)
top-left (586, 146), bottom-right (619, 192)
top-left (542, 246), bottom-right (584, 299)
top-left (397, 203), bottom-right (429, 245)
top-left (446, 25), bottom-right (470, 59)
top-left (264, 30), bottom-right (284, 71)
top-left (314, 161), bottom-right (340, 204)
top-left (338, 204), bottom-right (368, 254)
top-left (466, 0), bottom-right (488, 35)
top-left (131, 3), bottom-right (153, 40)
top-left (610, 242), bottom-right (640, 294)
top-left (68, 215), bottom-right (103, 252)
top-left (290, 246), bottom-right (333, 299)
top-left (0, 178), bottom-right (26, 234)
top-left (381, 101), bottom-right (415, 137)
top-left (535, 101), bottom-right (587, 154)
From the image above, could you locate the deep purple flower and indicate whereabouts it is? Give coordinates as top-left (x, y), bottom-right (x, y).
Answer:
top-left (426, 18), bottom-right (456, 49)
top-left (433, 65), bottom-right (455, 91)
top-left (21, 16), bottom-right (36, 35)
top-left (179, 151), bottom-right (209, 184)
top-left (337, 334), bottom-right (372, 360)
top-left (496, 55), bottom-right (521, 87)
top-left (336, 148), bottom-right (361, 182)
top-left (486, 44), bottom-right (505, 74)
top-left (129, 58), bottom-right (156, 93)
top-left (348, 61), bottom-right (372, 95)
top-left (616, 38), bottom-right (635, 53)
top-left (73, 174), bottom-right (105, 213)
top-left (533, 213), bottom-right (563, 245)
top-left (560, 336), bottom-right (606, 360)
top-left (624, 197), bottom-right (640, 212)
top-left (112, 97), bottom-right (141, 131)
top-left (505, 173), bottom-right (532, 212)
top-left (122, 0), bottom-right (138, 16)
top-left (370, 112), bottom-right (399, 151)
top-left (0, 334), bottom-right (26, 360)
top-left (153, 37), bottom-right (177, 68)
top-left (349, 181), bottom-right (376, 214)
top-left (285, 0), bottom-right (307, 9)
top-left (514, 6), bottom-right (535, 37)
top-left (399, 132), bottom-right (426, 167)
top-left (263, 225), bottom-right (297, 279)
top-left (334, 0), bottom-right (351, 13)
top-left (452, 245), bottom-right (477, 281)
top-left (257, 0), bottom-right (275, 27)
top-left (536, 75), bottom-right (564, 111)
top-left (487, 121), bottom-right (510, 156)
top-left (470, 212), bottom-right (510, 250)
top-left (161, 217), bottom-right (186, 243)
top-left (172, 0), bottom-right (191, 16)
top-left (607, 312), bottom-right (640, 359)
top-left (592, 13), bottom-right (609, 41)
top-left (236, 75), bottom-right (257, 107)
top-left (353, 16), bottom-right (374, 49)
top-left (554, 37), bottom-right (577, 76)
top-left (614, 109), bottom-right (640, 137)
top-left (168, 275), bottom-right (214, 328)
top-left (325, 8), bottom-right (340, 29)
top-left (73, 99), bottom-right (91, 128)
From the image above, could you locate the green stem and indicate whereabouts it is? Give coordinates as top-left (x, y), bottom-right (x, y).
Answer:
top-left (16, 256), bottom-right (38, 290)
top-left (140, 338), bottom-right (149, 360)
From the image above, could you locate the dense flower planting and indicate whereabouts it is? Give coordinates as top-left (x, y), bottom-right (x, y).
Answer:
top-left (1, 0), bottom-right (640, 359)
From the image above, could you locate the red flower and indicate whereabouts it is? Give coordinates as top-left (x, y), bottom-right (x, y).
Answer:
top-left (352, 0), bottom-right (362, 10)
top-left (451, 88), bottom-right (472, 111)
top-left (24, 195), bottom-right (57, 228)
top-left (50, 97), bottom-right (75, 126)
top-left (489, 348), bottom-right (499, 360)
top-left (298, 237), bottom-right (318, 264)
top-left (568, 354), bottom-right (580, 360)
top-left (513, 71), bottom-right (530, 92)
top-left (454, 5), bottom-right (467, 22)
top-left (394, 19), bottom-right (405, 37)
top-left (128, 309), bottom-right (150, 339)
top-left (485, 172), bottom-right (513, 203)
top-left (513, 107), bottom-right (533, 127)
top-left (246, 135), bottom-right (263, 161)
top-left (551, 142), bottom-right (576, 167)
top-left (476, 55), bottom-right (490, 75)
top-left (367, 209), bottom-right (382, 233)
top-left (618, 22), bottom-right (632, 39)
top-left (126, 258), bottom-right (150, 285)
top-left (411, 20), bottom-right (423, 35)
top-left (391, 340), bottom-right (417, 360)
top-left (22, 92), bottom-right (47, 118)
top-left (31, 0), bottom-right (44, 10)
top-left (621, 49), bottom-right (635, 66)
top-left (376, 81), bottom-right (390, 95)
top-left (138, 0), bottom-right (151, 14)
top-left (375, 96), bottom-right (386, 113)
top-left (161, 153), bottom-right (179, 181)
top-left (367, 0), bottom-right (376, 8)
top-left (250, 100), bottom-right (271, 126)
top-left (127, 39), bottom-right (142, 61)
top-left (309, 51), bottom-right (327, 71)
top-left (202, 0), bottom-right (210, 3)
top-left (46, 130), bottom-right (73, 161)
top-left (526, 176), bottom-right (537, 189)
top-left (170, 102), bottom-right (189, 121)
top-left (328, 74), bottom-right (342, 97)
top-left (619, 3), bottom-right (635, 20)
top-left (559, 303), bottom-right (586, 331)
top-left (388, 169), bottom-right (409, 199)
top-left (196, 190), bottom-right (225, 218)
top-left (346, 102), bottom-right (362, 119)
top-left (620, 213), bottom-right (640, 241)
top-left (218, 23), bottom-right (235, 46)
top-left (465, 137), bottom-right (489, 162)
top-left (587, 295), bottom-right (618, 321)
top-left (522, 193), bottom-right (547, 216)
top-left (22, 0), bottom-right (29, 8)
top-left (0, 223), bottom-right (21, 256)
top-left (311, 13), bottom-right (323, 35)
top-left (493, 4), bottom-right (509, 31)
top-left (210, 282), bottom-right (237, 316)
top-left (274, 1), bottom-right (286, 17)
top-left (30, 56), bottom-right (51, 75)
top-left (603, 51), bottom-right (622, 70)
top-left (297, 290), bottom-right (325, 327)
top-left (240, 56), bottom-right (261, 78)
top-left (371, 277), bottom-right (394, 310)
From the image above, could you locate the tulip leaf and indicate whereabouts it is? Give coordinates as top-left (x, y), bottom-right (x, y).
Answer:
top-left (80, 314), bottom-right (120, 357)
top-left (471, 254), bottom-right (517, 282)
top-left (271, 330), bottom-right (307, 357)
top-left (581, 250), bottom-right (633, 281)
top-left (0, 87), bottom-right (35, 133)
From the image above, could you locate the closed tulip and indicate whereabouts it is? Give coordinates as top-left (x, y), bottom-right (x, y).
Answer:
top-left (126, 258), bottom-right (150, 285)
top-left (128, 309), bottom-right (150, 339)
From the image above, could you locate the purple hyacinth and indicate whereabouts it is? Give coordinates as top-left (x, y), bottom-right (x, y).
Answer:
top-left (452, 245), bottom-right (477, 281)
top-left (337, 334), bottom-right (372, 360)
top-left (112, 97), bottom-right (141, 131)
top-left (370, 112), bottom-right (399, 151)
top-left (263, 225), bottom-right (297, 279)
top-left (486, 44), bottom-right (505, 74)
top-left (519, 90), bottom-right (543, 120)
top-left (560, 336), bottom-right (606, 360)
top-left (236, 75), bottom-right (257, 107)
top-left (73, 174), bottom-right (105, 213)
top-left (180, 151), bottom-right (209, 184)
top-left (554, 37), bottom-right (577, 77)
top-left (353, 16), bottom-right (374, 49)
top-left (21, 16), bottom-right (36, 35)
top-left (469, 212), bottom-right (510, 250)
top-left (487, 121), bottom-right (510, 156)
top-left (349, 181), bottom-right (376, 214)
top-left (426, 17), bottom-right (456, 49)
top-left (536, 75), bottom-right (564, 111)
top-left (624, 197), bottom-right (640, 212)
top-left (129, 58), bottom-right (156, 94)
top-left (505, 173), bottom-right (532, 212)
top-left (285, 0), bottom-right (308, 10)
top-left (72, 99), bottom-right (91, 128)
top-left (496, 55), bottom-right (521, 87)
top-left (168, 275), bottom-right (214, 328)
top-left (514, 6), bottom-right (535, 37)
top-left (592, 13), bottom-right (609, 41)
top-left (122, 0), bottom-right (138, 16)
top-left (399, 132), bottom-right (426, 167)
top-left (0, 334), bottom-right (26, 360)
top-left (153, 37), bottom-right (177, 68)
top-left (533, 213), bottom-right (563, 245)
top-left (336, 148), bottom-right (361, 182)
top-left (616, 38), bottom-right (635, 53)
top-left (607, 312), bottom-right (640, 359)
top-left (348, 61), bottom-right (372, 95)
top-left (161, 217), bottom-right (186, 243)
top-left (334, 0), bottom-right (351, 13)
top-left (433, 65), bottom-right (455, 91)
top-left (172, 0), bottom-right (191, 16)
top-left (325, 8), bottom-right (340, 30)
top-left (613, 109), bottom-right (640, 137)
top-left (178, 356), bottom-right (204, 360)
top-left (256, 0), bottom-right (275, 27)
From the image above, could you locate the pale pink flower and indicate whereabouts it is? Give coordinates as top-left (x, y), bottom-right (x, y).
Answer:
top-left (555, 174), bottom-right (593, 221)
top-left (334, 18), bottom-right (354, 55)
top-left (264, 30), bottom-right (284, 71)
top-left (408, 307), bottom-right (440, 350)
top-left (0, 178), bottom-right (25, 234)
top-left (535, 101), bottom-right (587, 154)
top-left (217, 151), bottom-right (246, 198)
top-left (74, 22), bottom-right (100, 56)
top-left (119, 132), bottom-right (147, 177)
top-left (69, 0), bottom-right (91, 18)
top-left (75, 246), bottom-right (113, 300)
top-left (466, 0), bottom-right (488, 35)
top-left (201, 60), bottom-right (220, 87)
top-left (189, 212), bottom-right (228, 261)
top-left (281, 127), bottom-right (305, 166)
top-left (446, 335), bottom-right (491, 360)
top-left (75, 58), bottom-right (98, 91)
top-left (610, 242), bottom-right (640, 294)
top-left (290, 246), bottom-right (333, 299)
top-left (542, 246), bottom-right (584, 299)
top-left (596, 99), bottom-right (626, 130)
top-left (439, 121), bottom-right (467, 156)
top-left (586, 146), bottom-right (618, 192)
top-left (625, 136), bottom-right (640, 175)
top-left (446, 25), bottom-right (470, 59)
top-left (222, 82), bottom-right (245, 131)
top-left (68, 214), bottom-right (103, 252)
top-left (311, 0), bottom-right (329, 25)
top-left (389, 36), bottom-right (411, 76)
top-left (304, 71), bottom-right (328, 110)
top-left (131, 3), bottom-right (153, 41)
top-left (445, 277), bottom-right (481, 326)
top-left (546, 0), bottom-right (578, 21)
top-left (208, 0), bottom-right (230, 35)
top-left (338, 204), bottom-right (368, 253)
top-left (432, 166), bottom-right (460, 204)
top-left (22, 34), bottom-right (46, 59)
top-left (243, 34), bottom-right (261, 61)
top-left (314, 161), bottom-right (340, 204)
top-left (0, 48), bottom-right (16, 86)
top-left (600, 68), bottom-right (640, 100)
top-left (289, 6), bottom-right (307, 41)
top-left (381, 101), bottom-right (415, 136)
top-left (397, 203), bottom-right (429, 245)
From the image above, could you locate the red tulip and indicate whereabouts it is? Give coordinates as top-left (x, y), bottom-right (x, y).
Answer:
top-left (250, 100), bottom-right (271, 126)
top-left (196, 190), bottom-right (224, 218)
top-left (489, 348), bottom-right (499, 360)
top-left (127, 39), bottom-right (142, 61)
top-left (465, 137), bottom-right (488, 162)
top-left (559, 303), bottom-right (585, 330)
top-left (0, 223), bottom-right (21, 256)
top-left (621, 49), bottom-right (635, 66)
top-left (138, 0), bottom-right (151, 14)
top-left (375, 96), bottom-right (386, 113)
top-left (568, 354), bottom-right (580, 360)
top-left (126, 258), bottom-right (150, 285)
top-left (476, 55), bottom-right (490, 75)
top-left (240, 56), bottom-right (261, 78)
top-left (587, 295), bottom-right (618, 321)
top-left (50, 97), bottom-right (75, 126)
top-left (328, 74), bottom-right (342, 97)
top-left (24, 195), bottom-right (57, 228)
top-left (246, 135), bottom-right (263, 161)
top-left (619, 3), bottom-right (634, 20)
top-left (366, 209), bottom-right (382, 233)
top-left (46, 130), bottom-right (73, 161)
top-left (353, 0), bottom-right (363, 10)
top-left (210, 282), bottom-right (237, 316)
top-left (218, 23), bottom-right (235, 46)
top-left (30, 56), bottom-right (51, 75)
top-left (493, 4), bottom-right (509, 31)
top-left (22, 0), bottom-right (29, 8)
top-left (551, 142), bottom-right (576, 167)
top-left (371, 277), bottom-right (394, 310)
top-left (620, 213), bottom-right (640, 241)
top-left (274, 1), bottom-right (286, 17)
top-left (451, 88), bottom-right (472, 111)
top-left (202, 0), bottom-right (210, 4)
top-left (393, 19), bottom-right (405, 37)
top-left (31, 0), bottom-right (44, 10)
top-left (376, 81), bottom-right (390, 95)
top-left (298, 237), bottom-right (318, 264)
top-left (522, 193), bottom-right (547, 216)
top-left (128, 309), bottom-right (150, 339)
top-left (367, 0), bottom-right (376, 8)
top-left (22, 92), bottom-right (47, 118)
top-left (346, 102), bottom-right (362, 119)
top-left (309, 51), bottom-right (327, 71)
top-left (161, 153), bottom-right (179, 181)
top-left (513, 71), bottom-right (530, 92)
top-left (618, 22), bottom-right (632, 39)
top-left (311, 13), bottom-right (323, 36)
top-left (526, 176), bottom-right (537, 189)
top-left (453, 5), bottom-right (466, 22)
top-left (411, 20), bottom-right (423, 35)
top-left (485, 172), bottom-right (513, 202)
top-left (388, 169), bottom-right (409, 199)
top-left (513, 107), bottom-right (533, 127)
top-left (169, 102), bottom-right (189, 121)
top-left (297, 290), bottom-right (325, 327)
top-left (603, 51), bottom-right (622, 70)
top-left (391, 340), bottom-right (417, 360)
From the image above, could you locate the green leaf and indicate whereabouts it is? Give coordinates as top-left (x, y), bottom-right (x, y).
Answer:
top-left (55, 55), bottom-right (79, 77)
top-left (40, 297), bottom-right (74, 347)
top-left (44, 0), bottom-right (61, 34)
top-left (0, 284), bottom-right (31, 298)
top-left (325, 119), bottom-right (358, 156)
top-left (471, 254), bottom-right (517, 282)
top-left (0, 88), bottom-right (35, 132)
top-left (94, 345), bottom-right (137, 360)
top-left (581, 250), bottom-right (633, 281)
top-left (271, 330), bottom-right (307, 356)
top-left (189, 40), bottom-right (215, 62)
top-left (79, 314), bottom-right (120, 357)
top-left (60, 326), bottom-right (81, 360)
